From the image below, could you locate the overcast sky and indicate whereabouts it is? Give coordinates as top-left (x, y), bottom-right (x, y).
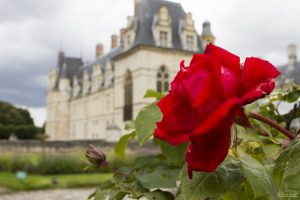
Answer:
top-left (0, 0), bottom-right (299, 126)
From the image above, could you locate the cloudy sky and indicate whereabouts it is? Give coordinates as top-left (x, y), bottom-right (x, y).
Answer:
top-left (0, 0), bottom-right (299, 126)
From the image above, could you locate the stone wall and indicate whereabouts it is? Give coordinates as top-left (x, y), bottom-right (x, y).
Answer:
top-left (0, 139), bottom-right (158, 154)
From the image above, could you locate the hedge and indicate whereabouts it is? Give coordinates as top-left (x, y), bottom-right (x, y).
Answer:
top-left (0, 125), bottom-right (38, 139)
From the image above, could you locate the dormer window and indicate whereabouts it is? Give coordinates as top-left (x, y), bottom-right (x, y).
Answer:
top-left (179, 12), bottom-right (198, 51)
top-left (121, 16), bottom-right (137, 50)
top-left (160, 31), bottom-right (168, 47)
top-left (152, 6), bottom-right (172, 48)
top-left (187, 35), bottom-right (194, 51)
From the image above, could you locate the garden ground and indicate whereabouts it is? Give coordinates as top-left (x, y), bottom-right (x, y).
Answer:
top-left (0, 188), bottom-right (95, 200)
top-left (0, 172), bottom-right (112, 192)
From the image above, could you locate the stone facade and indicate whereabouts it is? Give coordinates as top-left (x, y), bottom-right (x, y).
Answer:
top-left (46, 0), bottom-right (215, 141)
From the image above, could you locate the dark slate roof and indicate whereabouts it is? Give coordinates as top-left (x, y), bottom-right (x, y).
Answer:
top-left (133, 0), bottom-right (204, 52)
top-left (54, 0), bottom-right (205, 94)
top-left (98, 46), bottom-right (123, 72)
top-left (54, 57), bottom-right (83, 89)
top-left (277, 63), bottom-right (300, 84)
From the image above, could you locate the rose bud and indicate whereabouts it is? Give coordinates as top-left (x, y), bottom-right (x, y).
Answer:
top-left (86, 145), bottom-right (108, 167)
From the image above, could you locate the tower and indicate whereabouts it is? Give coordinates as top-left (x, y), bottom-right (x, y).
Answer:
top-left (201, 21), bottom-right (215, 48)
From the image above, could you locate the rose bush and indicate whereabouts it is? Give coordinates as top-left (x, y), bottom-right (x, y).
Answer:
top-left (88, 45), bottom-right (300, 200)
top-left (154, 44), bottom-right (280, 177)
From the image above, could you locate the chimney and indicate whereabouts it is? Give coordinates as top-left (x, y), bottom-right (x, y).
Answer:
top-left (120, 29), bottom-right (125, 47)
top-left (96, 43), bottom-right (103, 59)
top-left (134, 0), bottom-right (141, 15)
top-left (288, 44), bottom-right (297, 67)
top-left (111, 34), bottom-right (118, 49)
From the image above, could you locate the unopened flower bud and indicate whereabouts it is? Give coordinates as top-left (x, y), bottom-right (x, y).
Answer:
top-left (86, 145), bottom-right (108, 167)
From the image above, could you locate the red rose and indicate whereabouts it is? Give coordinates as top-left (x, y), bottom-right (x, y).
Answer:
top-left (154, 44), bottom-right (280, 178)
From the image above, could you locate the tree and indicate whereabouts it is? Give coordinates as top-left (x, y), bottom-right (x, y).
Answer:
top-left (0, 101), bottom-right (34, 126)
top-left (0, 101), bottom-right (37, 139)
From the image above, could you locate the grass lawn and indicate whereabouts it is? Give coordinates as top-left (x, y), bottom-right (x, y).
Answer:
top-left (0, 172), bottom-right (113, 191)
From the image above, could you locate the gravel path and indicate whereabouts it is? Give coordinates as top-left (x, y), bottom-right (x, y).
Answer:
top-left (0, 188), bottom-right (95, 200)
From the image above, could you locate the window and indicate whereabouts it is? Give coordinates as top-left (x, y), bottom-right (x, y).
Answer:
top-left (187, 35), bottom-right (194, 51)
top-left (157, 66), bottom-right (169, 93)
top-left (123, 70), bottom-right (133, 121)
top-left (127, 35), bottom-right (131, 47)
top-left (159, 31), bottom-right (168, 47)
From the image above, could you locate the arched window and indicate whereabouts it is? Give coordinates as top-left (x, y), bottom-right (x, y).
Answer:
top-left (157, 66), bottom-right (169, 93)
top-left (123, 70), bottom-right (133, 121)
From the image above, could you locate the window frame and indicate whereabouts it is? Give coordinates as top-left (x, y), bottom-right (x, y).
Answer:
top-left (156, 66), bottom-right (169, 93)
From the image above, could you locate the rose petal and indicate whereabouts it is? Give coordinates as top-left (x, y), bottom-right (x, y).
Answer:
top-left (155, 93), bottom-right (194, 145)
top-left (240, 57), bottom-right (280, 105)
top-left (191, 98), bottom-right (239, 137)
top-left (186, 125), bottom-right (231, 178)
top-left (235, 108), bottom-right (252, 128)
top-left (185, 98), bottom-right (239, 177)
top-left (205, 44), bottom-right (241, 78)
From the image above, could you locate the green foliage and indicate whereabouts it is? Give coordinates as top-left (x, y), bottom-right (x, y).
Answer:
top-left (124, 120), bottom-right (135, 131)
top-left (158, 140), bottom-right (188, 166)
top-left (273, 136), bottom-right (300, 193)
top-left (114, 131), bottom-right (136, 159)
top-left (135, 102), bottom-right (162, 145)
top-left (0, 124), bottom-right (14, 139)
top-left (256, 84), bottom-right (300, 131)
top-left (0, 124), bottom-right (38, 139)
top-left (143, 89), bottom-right (165, 99)
top-left (93, 88), bottom-right (300, 200)
top-left (0, 101), bottom-right (42, 139)
top-left (144, 189), bottom-right (175, 200)
top-left (0, 101), bottom-right (34, 126)
top-left (0, 172), bottom-right (112, 191)
top-left (0, 153), bottom-right (103, 175)
top-left (137, 166), bottom-right (180, 189)
top-left (240, 154), bottom-right (279, 200)
top-left (180, 157), bottom-right (244, 200)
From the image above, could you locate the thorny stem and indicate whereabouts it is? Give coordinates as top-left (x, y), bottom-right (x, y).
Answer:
top-left (107, 165), bottom-right (129, 177)
top-left (252, 127), bottom-right (269, 137)
top-left (248, 112), bottom-right (295, 140)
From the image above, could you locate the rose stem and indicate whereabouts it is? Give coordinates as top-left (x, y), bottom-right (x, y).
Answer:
top-left (107, 165), bottom-right (129, 177)
top-left (248, 112), bottom-right (295, 140)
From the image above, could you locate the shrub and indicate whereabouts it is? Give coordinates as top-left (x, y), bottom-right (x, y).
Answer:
top-left (14, 125), bottom-right (37, 139)
top-left (37, 155), bottom-right (88, 175)
top-left (0, 125), bottom-right (38, 139)
top-left (10, 157), bottom-right (38, 173)
top-left (0, 124), bottom-right (12, 139)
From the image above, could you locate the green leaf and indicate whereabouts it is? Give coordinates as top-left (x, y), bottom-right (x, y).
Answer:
top-left (144, 189), bottom-right (175, 200)
top-left (124, 120), bottom-right (135, 130)
top-left (114, 131), bottom-right (136, 159)
top-left (87, 190), bottom-right (96, 200)
top-left (144, 89), bottom-right (165, 99)
top-left (274, 136), bottom-right (300, 193)
top-left (159, 140), bottom-right (188, 166)
top-left (135, 102), bottom-right (162, 145)
top-left (240, 154), bottom-right (280, 200)
top-left (180, 156), bottom-right (244, 200)
top-left (283, 88), bottom-right (300, 103)
top-left (109, 190), bottom-right (127, 200)
top-left (137, 166), bottom-right (180, 189)
top-left (175, 193), bottom-right (184, 200)
top-left (261, 143), bottom-right (280, 161)
top-left (94, 188), bottom-right (107, 200)
top-left (222, 181), bottom-right (254, 200)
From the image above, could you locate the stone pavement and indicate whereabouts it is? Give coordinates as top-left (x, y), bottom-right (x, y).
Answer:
top-left (0, 188), bottom-right (95, 200)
